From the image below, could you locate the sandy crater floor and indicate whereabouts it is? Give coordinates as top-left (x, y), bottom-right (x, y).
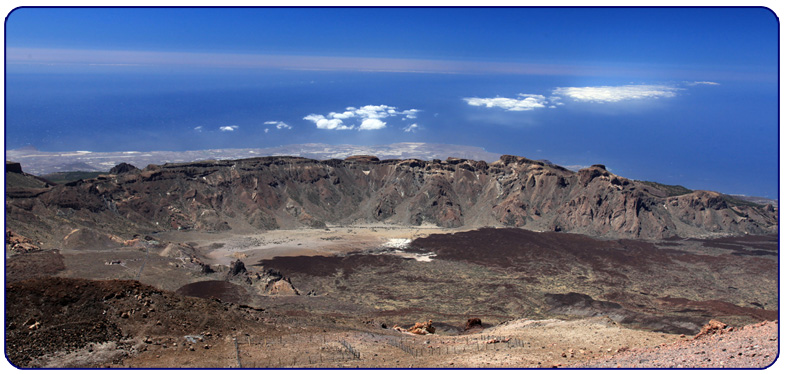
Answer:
top-left (156, 224), bottom-right (460, 266)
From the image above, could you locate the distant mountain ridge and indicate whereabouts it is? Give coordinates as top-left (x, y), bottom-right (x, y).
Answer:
top-left (6, 143), bottom-right (502, 175)
top-left (5, 154), bottom-right (777, 249)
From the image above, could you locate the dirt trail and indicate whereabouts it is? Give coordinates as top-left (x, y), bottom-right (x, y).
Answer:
top-left (572, 320), bottom-right (778, 368)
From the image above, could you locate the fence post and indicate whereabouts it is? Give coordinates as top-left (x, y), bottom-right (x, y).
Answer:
top-left (233, 337), bottom-right (242, 368)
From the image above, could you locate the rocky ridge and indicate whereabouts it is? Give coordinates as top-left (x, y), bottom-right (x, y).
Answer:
top-left (5, 155), bottom-right (777, 247)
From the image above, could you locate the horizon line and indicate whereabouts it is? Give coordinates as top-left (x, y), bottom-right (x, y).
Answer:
top-left (5, 47), bottom-right (768, 81)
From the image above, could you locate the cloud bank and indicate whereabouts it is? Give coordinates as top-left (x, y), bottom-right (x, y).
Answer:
top-left (552, 84), bottom-right (680, 103)
top-left (464, 83), bottom-right (709, 113)
top-left (688, 81), bottom-right (721, 86)
top-left (464, 94), bottom-right (548, 111)
top-left (304, 105), bottom-right (420, 131)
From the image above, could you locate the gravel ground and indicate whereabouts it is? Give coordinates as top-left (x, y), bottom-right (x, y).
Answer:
top-left (573, 320), bottom-right (778, 369)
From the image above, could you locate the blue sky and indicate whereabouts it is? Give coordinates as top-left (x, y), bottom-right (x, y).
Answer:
top-left (4, 7), bottom-right (779, 197)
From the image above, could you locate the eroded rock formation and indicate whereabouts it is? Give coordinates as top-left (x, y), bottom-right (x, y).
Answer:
top-left (5, 156), bottom-right (778, 248)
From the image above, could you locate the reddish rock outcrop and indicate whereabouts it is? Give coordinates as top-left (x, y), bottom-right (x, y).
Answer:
top-left (395, 319), bottom-right (436, 335)
top-left (694, 320), bottom-right (730, 339)
top-left (464, 317), bottom-right (483, 331)
top-left (5, 229), bottom-right (40, 253)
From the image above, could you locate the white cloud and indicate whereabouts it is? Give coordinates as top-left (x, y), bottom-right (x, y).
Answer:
top-left (354, 105), bottom-right (394, 119)
top-left (359, 118), bottom-right (386, 130)
top-left (303, 114), bottom-right (353, 130)
top-left (219, 125), bottom-right (238, 132)
top-left (264, 121), bottom-right (293, 130)
top-left (464, 94), bottom-right (548, 111)
top-left (464, 83), bottom-right (706, 115)
top-left (552, 85), bottom-right (679, 103)
top-left (688, 81), bottom-right (721, 86)
top-left (194, 126), bottom-right (203, 132)
top-left (402, 109), bottom-right (420, 119)
top-left (305, 104), bottom-right (420, 131)
top-left (403, 123), bottom-right (419, 133)
top-left (264, 128), bottom-right (270, 133)
top-left (329, 111), bottom-right (356, 119)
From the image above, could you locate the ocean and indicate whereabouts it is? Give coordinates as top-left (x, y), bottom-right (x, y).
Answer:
top-left (3, 68), bottom-right (778, 197)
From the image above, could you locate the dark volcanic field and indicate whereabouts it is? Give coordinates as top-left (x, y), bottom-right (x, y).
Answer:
top-left (261, 229), bottom-right (777, 335)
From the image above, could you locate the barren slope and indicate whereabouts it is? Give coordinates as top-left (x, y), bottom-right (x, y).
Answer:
top-left (4, 276), bottom-right (776, 369)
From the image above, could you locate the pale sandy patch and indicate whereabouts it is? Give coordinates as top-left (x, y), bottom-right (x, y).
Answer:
top-left (157, 224), bottom-right (460, 267)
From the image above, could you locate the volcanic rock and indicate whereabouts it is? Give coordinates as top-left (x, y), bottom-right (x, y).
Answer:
top-left (6, 228), bottom-right (41, 253)
top-left (345, 155), bottom-right (380, 163)
top-left (407, 320), bottom-right (436, 335)
top-left (6, 161), bottom-right (24, 174)
top-left (464, 318), bottom-right (483, 331)
top-left (109, 162), bottom-right (139, 175)
top-left (228, 260), bottom-right (248, 277)
top-left (695, 320), bottom-right (729, 339)
top-left (5, 276), bottom-right (269, 368)
top-left (200, 264), bottom-right (215, 274)
top-left (263, 278), bottom-right (300, 296)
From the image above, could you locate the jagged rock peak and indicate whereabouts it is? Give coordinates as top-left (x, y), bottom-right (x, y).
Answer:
top-left (228, 260), bottom-right (247, 276)
top-left (577, 165), bottom-right (612, 187)
top-left (109, 162), bottom-right (139, 174)
top-left (495, 154), bottom-right (546, 166)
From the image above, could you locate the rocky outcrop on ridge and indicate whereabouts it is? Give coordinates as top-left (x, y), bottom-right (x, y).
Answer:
top-left (108, 162), bottom-right (139, 175)
top-left (4, 155), bottom-right (777, 247)
top-left (223, 260), bottom-right (300, 296)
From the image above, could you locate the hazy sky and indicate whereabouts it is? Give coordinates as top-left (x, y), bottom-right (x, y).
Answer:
top-left (4, 7), bottom-right (779, 197)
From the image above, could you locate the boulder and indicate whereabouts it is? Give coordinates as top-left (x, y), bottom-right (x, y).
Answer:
top-left (264, 278), bottom-right (300, 296)
top-left (228, 260), bottom-right (247, 276)
top-left (407, 319), bottom-right (436, 335)
top-left (464, 318), bottom-right (483, 331)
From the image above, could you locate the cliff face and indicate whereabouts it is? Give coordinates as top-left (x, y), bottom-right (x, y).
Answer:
top-left (5, 155), bottom-right (778, 246)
